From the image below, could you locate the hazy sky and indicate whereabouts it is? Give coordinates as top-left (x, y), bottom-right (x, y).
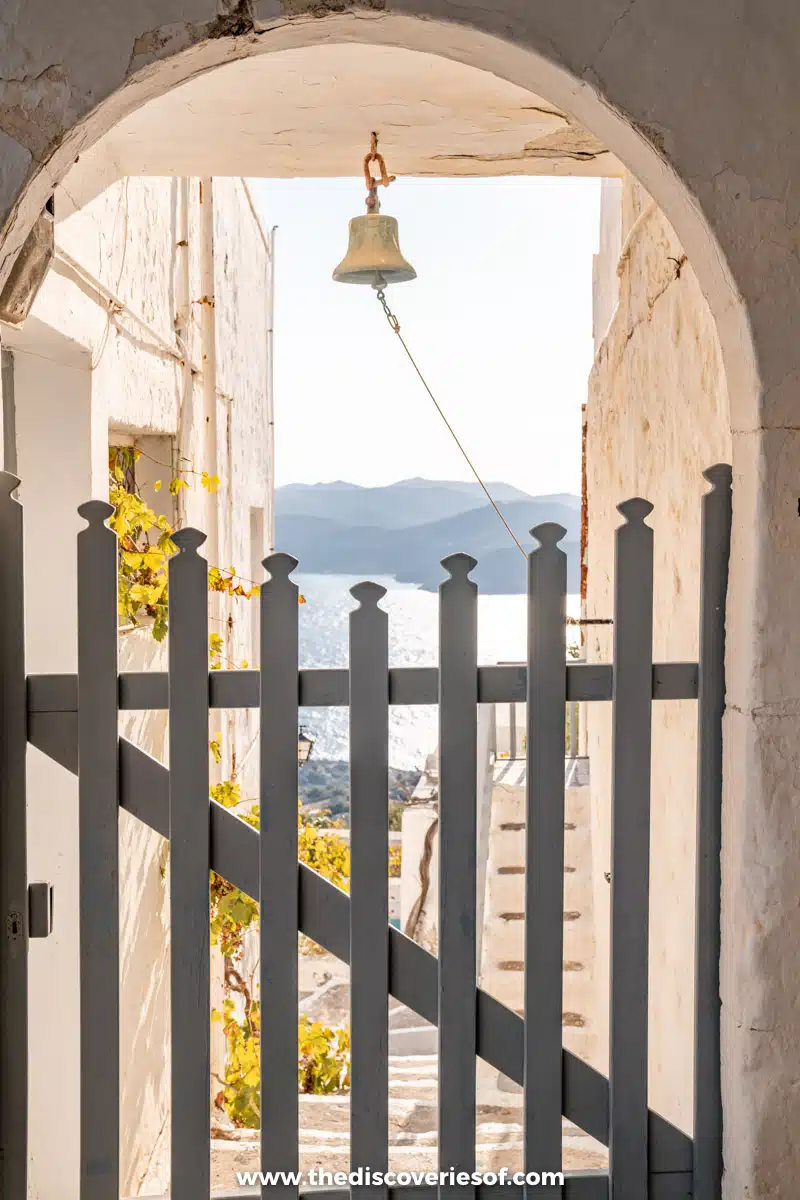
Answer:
top-left (249, 177), bottom-right (600, 496)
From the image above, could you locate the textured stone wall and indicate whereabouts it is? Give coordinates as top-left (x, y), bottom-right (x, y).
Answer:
top-left (584, 173), bottom-right (731, 1131)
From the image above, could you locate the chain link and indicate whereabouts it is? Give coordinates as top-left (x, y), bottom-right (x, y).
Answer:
top-left (376, 288), bottom-right (400, 334)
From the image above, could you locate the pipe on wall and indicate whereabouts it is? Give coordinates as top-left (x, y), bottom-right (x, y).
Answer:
top-left (198, 177), bottom-right (219, 570)
top-left (266, 224), bottom-right (276, 551)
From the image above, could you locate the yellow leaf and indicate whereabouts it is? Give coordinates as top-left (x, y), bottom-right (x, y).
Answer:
top-left (153, 480), bottom-right (162, 492)
top-left (142, 549), bottom-right (164, 571)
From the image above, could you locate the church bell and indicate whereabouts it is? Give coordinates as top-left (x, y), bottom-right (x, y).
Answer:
top-left (333, 134), bottom-right (416, 289)
top-left (333, 211), bottom-right (416, 288)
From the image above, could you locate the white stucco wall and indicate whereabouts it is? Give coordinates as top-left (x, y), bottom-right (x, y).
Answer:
top-left (591, 177), bottom-right (622, 354)
top-left (3, 174), bottom-right (272, 1198)
top-left (584, 174), bottom-right (731, 1131)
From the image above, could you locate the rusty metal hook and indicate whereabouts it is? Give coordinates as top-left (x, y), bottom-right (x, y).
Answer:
top-left (363, 131), bottom-right (396, 193)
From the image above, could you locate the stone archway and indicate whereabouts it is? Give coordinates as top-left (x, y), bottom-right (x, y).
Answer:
top-left (3, 5), bottom-right (800, 1197)
top-left (1, 8), bottom-right (760, 431)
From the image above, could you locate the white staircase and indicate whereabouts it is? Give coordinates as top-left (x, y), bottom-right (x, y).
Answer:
top-left (211, 1015), bottom-right (607, 1189)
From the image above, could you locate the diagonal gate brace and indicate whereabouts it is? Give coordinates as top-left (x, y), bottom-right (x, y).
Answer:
top-left (27, 713), bottom-right (693, 1179)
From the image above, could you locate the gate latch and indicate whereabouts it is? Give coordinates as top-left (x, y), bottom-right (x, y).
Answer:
top-left (28, 882), bottom-right (54, 939)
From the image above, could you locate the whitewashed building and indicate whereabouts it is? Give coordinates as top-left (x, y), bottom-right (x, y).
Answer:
top-left (2, 174), bottom-right (274, 1196)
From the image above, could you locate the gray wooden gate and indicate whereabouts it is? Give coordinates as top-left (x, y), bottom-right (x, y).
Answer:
top-left (0, 464), bottom-right (731, 1199)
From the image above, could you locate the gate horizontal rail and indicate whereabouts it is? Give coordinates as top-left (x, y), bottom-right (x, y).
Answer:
top-left (26, 660), bottom-right (699, 713)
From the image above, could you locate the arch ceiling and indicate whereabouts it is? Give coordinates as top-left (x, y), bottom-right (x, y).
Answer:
top-left (63, 44), bottom-right (622, 201)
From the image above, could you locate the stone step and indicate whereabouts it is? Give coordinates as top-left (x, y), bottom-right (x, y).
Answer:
top-left (390, 1003), bottom-right (432, 1031)
top-left (389, 1064), bottom-right (438, 1078)
top-left (487, 867), bottom-right (585, 913)
top-left (388, 1060), bottom-right (438, 1070)
top-left (211, 1117), bottom-right (608, 1187)
top-left (297, 1121), bottom-right (525, 1147)
top-left (389, 1024), bottom-right (437, 1056)
top-left (389, 1078), bottom-right (438, 1094)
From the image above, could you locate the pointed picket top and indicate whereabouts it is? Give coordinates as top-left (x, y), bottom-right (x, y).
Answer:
top-left (78, 499), bottom-right (115, 527)
top-left (441, 551), bottom-right (478, 582)
top-left (703, 463), bottom-right (733, 492)
top-left (350, 580), bottom-right (387, 609)
top-left (262, 551), bottom-right (299, 582)
top-left (530, 522), bottom-right (567, 549)
top-left (0, 470), bottom-right (21, 500)
top-left (617, 497), bottom-right (654, 524)
top-left (172, 527), bottom-right (207, 555)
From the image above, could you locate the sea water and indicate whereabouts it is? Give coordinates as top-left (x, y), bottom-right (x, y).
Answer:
top-left (297, 573), bottom-right (580, 771)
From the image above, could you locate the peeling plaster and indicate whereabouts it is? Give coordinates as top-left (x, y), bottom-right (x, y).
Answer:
top-left (0, 63), bottom-right (85, 160)
top-left (432, 123), bottom-right (609, 165)
top-left (0, 128), bottom-right (31, 208)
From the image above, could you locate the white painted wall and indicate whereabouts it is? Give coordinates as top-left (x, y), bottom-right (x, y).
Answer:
top-left (584, 174), bottom-right (731, 1132)
top-left (4, 175), bottom-right (273, 1197)
top-left (14, 323), bottom-right (92, 1198)
top-left (591, 177), bottom-right (622, 354)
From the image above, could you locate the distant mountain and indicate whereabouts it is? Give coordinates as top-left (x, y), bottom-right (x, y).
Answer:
top-left (275, 479), bottom-right (581, 594)
top-left (276, 477), bottom-right (539, 529)
top-left (280, 480), bottom-right (362, 492)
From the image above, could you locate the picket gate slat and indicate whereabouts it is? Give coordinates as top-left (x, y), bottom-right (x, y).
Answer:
top-left (438, 553), bottom-right (479, 1200)
top-left (524, 523), bottom-right (568, 1198)
top-left (78, 500), bottom-right (120, 1199)
top-left (693, 465), bottom-right (732, 1200)
top-left (259, 553), bottom-right (300, 1200)
top-left (349, 582), bottom-right (390, 1200)
top-left (168, 528), bottom-right (211, 1200)
top-left (0, 474), bottom-right (27, 1199)
top-left (608, 500), bottom-right (654, 1199)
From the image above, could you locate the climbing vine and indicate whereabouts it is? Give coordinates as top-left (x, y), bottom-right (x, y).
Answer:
top-left (108, 445), bottom-right (262, 642)
top-left (210, 797), bottom-right (353, 1126)
top-left (298, 1018), bottom-right (351, 1095)
top-left (110, 444), bottom-right (358, 1124)
top-left (209, 796), bottom-right (399, 1124)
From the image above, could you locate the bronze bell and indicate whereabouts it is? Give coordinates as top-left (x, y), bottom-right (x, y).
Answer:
top-left (333, 210), bottom-right (416, 288)
top-left (334, 134), bottom-right (416, 288)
